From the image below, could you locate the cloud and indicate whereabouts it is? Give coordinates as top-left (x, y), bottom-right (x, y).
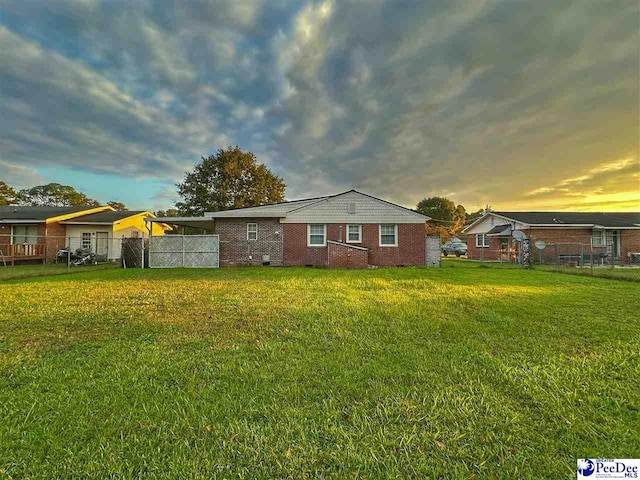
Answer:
top-left (0, 0), bottom-right (637, 211)
top-left (521, 157), bottom-right (640, 211)
top-left (0, 159), bottom-right (44, 188)
top-left (522, 157), bottom-right (640, 210)
top-left (527, 157), bottom-right (639, 195)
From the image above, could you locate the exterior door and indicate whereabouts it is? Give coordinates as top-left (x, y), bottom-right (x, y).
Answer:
top-left (605, 230), bottom-right (619, 258)
top-left (96, 232), bottom-right (109, 261)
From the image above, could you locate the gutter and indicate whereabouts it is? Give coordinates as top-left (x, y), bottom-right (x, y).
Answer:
top-left (0, 220), bottom-right (45, 223)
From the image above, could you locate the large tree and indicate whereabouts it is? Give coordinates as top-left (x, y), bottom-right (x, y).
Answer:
top-left (107, 201), bottom-right (127, 211)
top-left (416, 196), bottom-right (466, 239)
top-left (19, 183), bottom-right (100, 207)
top-left (465, 208), bottom-right (487, 224)
top-left (0, 180), bottom-right (21, 206)
top-left (176, 147), bottom-right (286, 215)
top-left (155, 208), bottom-right (180, 217)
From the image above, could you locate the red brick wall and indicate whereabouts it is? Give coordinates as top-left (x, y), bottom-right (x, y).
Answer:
top-left (215, 218), bottom-right (283, 266)
top-left (526, 228), bottom-right (607, 264)
top-left (44, 222), bottom-right (67, 261)
top-left (620, 230), bottom-right (640, 263)
top-left (528, 228), bottom-right (640, 264)
top-left (282, 223), bottom-right (331, 267)
top-left (283, 223), bottom-right (425, 267)
top-left (466, 228), bottom-right (624, 263)
top-left (328, 241), bottom-right (368, 268)
top-left (466, 235), bottom-right (505, 261)
top-left (0, 224), bottom-right (10, 257)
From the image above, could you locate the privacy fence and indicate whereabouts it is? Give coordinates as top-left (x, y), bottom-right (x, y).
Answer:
top-left (148, 235), bottom-right (219, 268)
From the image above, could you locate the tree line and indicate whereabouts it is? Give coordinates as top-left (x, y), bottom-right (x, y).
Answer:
top-left (0, 180), bottom-right (127, 210)
top-left (2, 146), bottom-right (481, 237)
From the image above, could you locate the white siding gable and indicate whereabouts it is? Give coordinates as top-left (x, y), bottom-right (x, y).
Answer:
top-left (464, 213), bottom-right (525, 234)
top-left (282, 191), bottom-right (427, 224)
top-left (204, 197), bottom-right (323, 218)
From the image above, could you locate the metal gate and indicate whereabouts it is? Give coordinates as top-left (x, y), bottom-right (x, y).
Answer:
top-left (149, 235), bottom-right (219, 268)
top-left (122, 237), bottom-right (144, 268)
top-left (425, 236), bottom-right (441, 267)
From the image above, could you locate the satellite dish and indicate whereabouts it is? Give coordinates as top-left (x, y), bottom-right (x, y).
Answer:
top-left (535, 240), bottom-right (547, 250)
top-left (512, 230), bottom-right (527, 241)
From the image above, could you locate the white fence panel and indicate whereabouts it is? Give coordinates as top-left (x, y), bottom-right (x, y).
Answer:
top-left (149, 235), bottom-right (219, 268)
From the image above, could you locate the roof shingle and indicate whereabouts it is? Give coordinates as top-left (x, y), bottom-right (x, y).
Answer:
top-left (0, 205), bottom-right (99, 221)
top-left (493, 211), bottom-right (640, 228)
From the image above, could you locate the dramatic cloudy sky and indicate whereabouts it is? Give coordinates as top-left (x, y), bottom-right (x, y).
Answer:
top-left (1, 0), bottom-right (638, 211)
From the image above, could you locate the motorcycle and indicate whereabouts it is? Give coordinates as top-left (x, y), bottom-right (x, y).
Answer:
top-left (56, 248), bottom-right (98, 266)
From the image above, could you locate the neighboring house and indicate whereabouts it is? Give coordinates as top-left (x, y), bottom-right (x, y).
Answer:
top-left (0, 206), bottom-right (169, 264)
top-left (462, 211), bottom-right (640, 264)
top-left (60, 210), bottom-right (169, 261)
top-left (154, 190), bottom-right (429, 268)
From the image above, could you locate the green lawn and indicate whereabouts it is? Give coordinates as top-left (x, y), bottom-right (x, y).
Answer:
top-left (535, 264), bottom-right (640, 282)
top-left (0, 262), bottom-right (119, 281)
top-left (443, 257), bottom-right (640, 282)
top-left (1, 265), bottom-right (638, 478)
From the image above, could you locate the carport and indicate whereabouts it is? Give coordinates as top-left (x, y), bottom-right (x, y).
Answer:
top-left (144, 216), bottom-right (219, 268)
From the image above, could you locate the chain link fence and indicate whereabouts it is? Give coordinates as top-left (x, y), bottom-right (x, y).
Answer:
top-left (462, 229), bottom-right (640, 280)
top-left (0, 233), bottom-right (144, 270)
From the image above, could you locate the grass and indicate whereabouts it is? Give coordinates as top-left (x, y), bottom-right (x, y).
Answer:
top-left (1, 265), bottom-right (638, 478)
top-left (535, 264), bottom-right (640, 282)
top-left (444, 257), bottom-right (640, 282)
top-left (0, 262), bottom-right (119, 281)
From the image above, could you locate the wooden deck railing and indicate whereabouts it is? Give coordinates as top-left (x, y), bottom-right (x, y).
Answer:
top-left (0, 243), bottom-right (46, 258)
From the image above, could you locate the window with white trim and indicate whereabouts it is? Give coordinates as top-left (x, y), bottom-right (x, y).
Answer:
top-left (591, 229), bottom-right (605, 247)
top-left (379, 224), bottom-right (398, 246)
top-left (475, 234), bottom-right (489, 247)
top-left (347, 224), bottom-right (361, 243)
top-left (11, 225), bottom-right (37, 244)
top-left (247, 223), bottom-right (257, 241)
top-left (81, 232), bottom-right (92, 250)
top-left (307, 224), bottom-right (326, 246)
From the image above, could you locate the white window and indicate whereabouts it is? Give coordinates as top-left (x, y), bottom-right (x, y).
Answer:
top-left (11, 225), bottom-right (37, 244)
top-left (347, 224), bottom-right (362, 243)
top-left (247, 223), bottom-right (258, 241)
top-left (307, 224), bottom-right (326, 246)
top-left (476, 234), bottom-right (489, 247)
top-left (81, 232), bottom-right (92, 250)
top-left (591, 230), bottom-right (605, 247)
top-left (379, 224), bottom-right (398, 246)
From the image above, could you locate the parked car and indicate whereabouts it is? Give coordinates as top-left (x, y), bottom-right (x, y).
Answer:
top-left (442, 240), bottom-right (467, 257)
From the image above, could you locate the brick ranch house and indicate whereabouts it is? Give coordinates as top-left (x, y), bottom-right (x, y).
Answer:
top-left (0, 205), bottom-right (169, 265)
top-left (157, 190), bottom-right (430, 268)
top-left (462, 211), bottom-right (640, 264)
